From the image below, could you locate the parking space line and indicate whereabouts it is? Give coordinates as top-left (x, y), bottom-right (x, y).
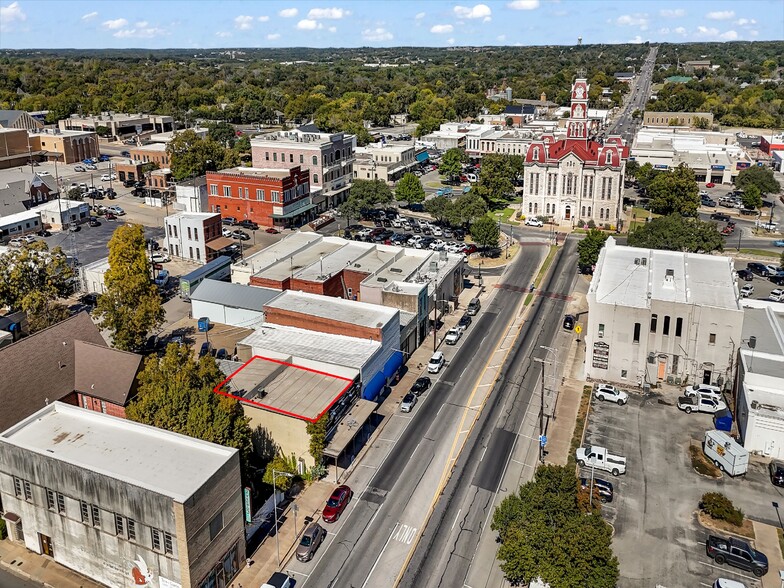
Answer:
top-left (698, 560), bottom-right (759, 581)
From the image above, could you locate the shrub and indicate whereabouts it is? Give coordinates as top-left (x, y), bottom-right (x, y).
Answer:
top-left (701, 492), bottom-right (744, 527)
top-left (587, 219), bottom-right (596, 229)
top-left (0, 519), bottom-right (6, 540)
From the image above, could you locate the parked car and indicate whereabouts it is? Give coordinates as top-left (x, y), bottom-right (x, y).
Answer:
top-left (575, 445), bottom-right (627, 476)
top-left (322, 485), bottom-right (352, 523)
top-left (222, 216), bottom-right (237, 225)
top-left (702, 198), bottom-right (717, 207)
top-left (85, 163), bottom-right (97, 170)
top-left (593, 383), bottom-right (629, 405)
top-left (8, 237), bottom-right (24, 247)
top-left (400, 393), bottom-right (418, 413)
top-left (736, 269), bottom-right (753, 281)
top-left (410, 376), bottom-right (431, 396)
top-left (154, 269), bottom-right (170, 287)
top-left (145, 238), bottom-right (160, 251)
top-left (104, 212), bottom-right (117, 220)
top-left (706, 535), bottom-right (768, 577)
top-left (100, 173), bottom-right (116, 181)
top-left (747, 262), bottom-right (772, 277)
top-left (427, 351), bottom-right (445, 373)
top-left (740, 284), bottom-right (754, 298)
top-left (683, 384), bottom-right (723, 401)
top-left (677, 394), bottom-right (727, 414)
top-left (457, 313), bottom-right (472, 332)
top-left (107, 206), bottom-right (125, 216)
top-left (706, 182), bottom-right (716, 188)
top-left (445, 327), bottom-right (462, 345)
top-left (710, 212), bottom-right (731, 222)
top-left (87, 217), bottom-right (101, 227)
top-left (769, 461), bottom-right (784, 487)
top-left (68, 221), bottom-right (80, 232)
top-left (74, 165), bottom-right (86, 172)
top-left (261, 572), bottom-right (293, 588)
top-left (232, 230), bottom-right (250, 241)
top-left (222, 228), bottom-right (233, 238)
top-left (296, 522), bottom-right (327, 562)
top-left (712, 580), bottom-right (748, 588)
top-left (770, 289), bottom-right (784, 302)
top-left (120, 150), bottom-right (131, 157)
top-left (563, 314), bottom-right (576, 330)
top-left (773, 240), bottom-right (784, 247)
top-left (525, 217), bottom-right (544, 227)
top-left (149, 253), bottom-right (171, 264)
top-left (199, 342), bottom-right (213, 358)
top-left (579, 477), bottom-right (614, 503)
top-left (237, 219), bottom-right (259, 230)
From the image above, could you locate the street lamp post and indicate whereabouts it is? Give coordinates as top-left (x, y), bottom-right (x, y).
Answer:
top-left (272, 470), bottom-right (294, 568)
top-left (533, 357), bottom-right (551, 463)
top-left (541, 345), bottom-right (560, 420)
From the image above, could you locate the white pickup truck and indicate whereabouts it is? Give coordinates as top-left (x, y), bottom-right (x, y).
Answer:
top-left (677, 394), bottom-right (727, 414)
top-left (576, 445), bottom-right (627, 476)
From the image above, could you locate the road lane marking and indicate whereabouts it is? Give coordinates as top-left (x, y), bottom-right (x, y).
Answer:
top-left (362, 522), bottom-right (400, 588)
top-left (697, 561), bottom-right (759, 581)
top-left (451, 509), bottom-right (462, 531)
top-left (392, 524), bottom-right (418, 545)
top-left (479, 446), bottom-right (487, 462)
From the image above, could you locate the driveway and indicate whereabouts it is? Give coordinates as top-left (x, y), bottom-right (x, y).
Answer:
top-left (582, 385), bottom-right (780, 587)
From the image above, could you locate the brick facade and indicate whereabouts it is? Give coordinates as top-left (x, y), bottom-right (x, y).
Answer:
top-left (207, 166), bottom-right (313, 228)
top-left (263, 306), bottom-right (382, 341)
top-left (77, 393), bottom-right (127, 418)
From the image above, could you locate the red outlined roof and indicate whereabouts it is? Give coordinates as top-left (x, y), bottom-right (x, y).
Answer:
top-left (213, 355), bottom-right (355, 423)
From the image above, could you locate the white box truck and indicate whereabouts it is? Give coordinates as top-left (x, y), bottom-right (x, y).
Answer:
top-left (703, 430), bottom-right (749, 477)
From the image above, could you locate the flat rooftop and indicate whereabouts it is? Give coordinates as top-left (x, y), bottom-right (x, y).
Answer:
top-left (266, 290), bottom-right (399, 329)
top-left (167, 211), bottom-right (219, 222)
top-left (216, 167), bottom-right (294, 180)
top-left (0, 402), bottom-right (237, 503)
top-left (239, 323), bottom-right (378, 371)
top-left (133, 143), bottom-right (167, 152)
top-left (295, 241), bottom-right (376, 281)
top-left (257, 238), bottom-right (345, 281)
top-left (236, 232), bottom-right (323, 276)
top-left (217, 354), bottom-right (353, 421)
top-left (591, 237), bottom-right (739, 310)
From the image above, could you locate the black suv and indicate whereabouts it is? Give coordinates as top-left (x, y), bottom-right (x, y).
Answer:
top-left (747, 262), bottom-right (771, 276)
top-left (410, 377), bottom-right (432, 396)
top-left (710, 212), bottom-right (731, 222)
top-left (770, 461), bottom-right (784, 487)
top-left (237, 219), bottom-right (259, 230)
top-left (458, 314), bottom-right (472, 331)
top-left (706, 535), bottom-right (768, 577)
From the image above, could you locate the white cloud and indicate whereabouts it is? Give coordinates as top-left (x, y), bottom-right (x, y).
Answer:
top-left (696, 25), bottom-right (720, 36)
top-left (258, 15), bottom-right (270, 22)
top-left (102, 18), bottom-right (128, 30)
top-left (307, 7), bottom-right (350, 20)
top-left (296, 19), bottom-right (322, 30)
top-left (114, 26), bottom-right (166, 39)
top-left (706, 10), bottom-right (734, 20)
top-left (629, 35), bottom-right (645, 44)
top-left (497, 34), bottom-right (506, 41)
top-left (362, 27), bottom-right (393, 42)
top-left (415, 12), bottom-right (426, 20)
top-left (215, 31), bottom-right (232, 38)
top-left (430, 23), bottom-right (454, 34)
top-left (328, 25), bottom-right (336, 32)
top-left (279, 7), bottom-right (299, 18)
top-left (136, 20), bottom-right (148, 28)
top-left (81, 11), bottom-right (98, 21)
top-left (720, 29), bottom-right (738, 40)
top-left (614, 13), bottom-right (649, 30)
top-left (674, 26), bottom-right (687, 35)
top-left (507, 0), bottom-right (540, 9)
top-left (658, 27), bottom-right (670, 34)
top-left (454, 4), bottom-right (492, 21)
top-left (659, 9), bottom-right (685, 18)
top-left (234, 15), bottom-right (254, 30)
top-left (736, 18), bottom-right (756, 26)
top-left (267, 33), bottom-right (281, 40)
top-left (0, 1), bottom-right (25, 32)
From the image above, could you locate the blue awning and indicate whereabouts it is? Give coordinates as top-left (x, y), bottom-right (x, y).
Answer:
top-left (362, 371), bottom-right (386, 401)
top-left (383, 351), bottom-right (405, 379)
top-left (416, 152), bottom-right (430, 162)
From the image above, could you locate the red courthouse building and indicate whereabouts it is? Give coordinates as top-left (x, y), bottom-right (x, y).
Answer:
top-left (206, 166), bottom-right (315, 229)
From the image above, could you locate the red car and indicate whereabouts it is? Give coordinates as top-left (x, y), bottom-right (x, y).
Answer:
top-left (706, 182), bottom-right (715, 188)
top-left (265, 227), bottom-right (280, 234)
top-left (463, 244), bottom-right (478, 254)
top-left (322, 485), bottom-right (352, 523)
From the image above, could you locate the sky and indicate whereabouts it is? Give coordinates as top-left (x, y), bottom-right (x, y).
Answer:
top-left (0, 0), bottom-right (781, 49)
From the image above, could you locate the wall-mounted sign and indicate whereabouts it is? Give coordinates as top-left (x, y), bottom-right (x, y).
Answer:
top-left (711, 165), bottom-right (725, 171)
top-left (592, 341), bottom-right (609, 369)
top-left (736, 162), bottom-right (751, 170)
top-left (654, 164), bottom-right (669, 169)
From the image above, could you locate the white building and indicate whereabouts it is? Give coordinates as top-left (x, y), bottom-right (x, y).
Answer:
top-left (164, 211), bottom-right (223, 264)
top-left (174, 176), bottom-right (208, 213)
top-left (523, 78), bottom-right (627, 228)
top-left (0, 210), bottom-right (42, 238)
top-left (80, 257), bottom-right (110, 294)
top-left (190, 279), bottom-right (279, 328)
top-left (734, 301), bottom-right (784, 459)
top-left (354, 143), bottom-right (419, 183)
top-left (585, 238), bottom-right (743, 388)
top-left (31, 199), bottom-right (90, 230)
top-left (0, 401), bottom-right (244, 588)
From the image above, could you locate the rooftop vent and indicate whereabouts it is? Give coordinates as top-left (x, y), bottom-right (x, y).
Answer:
top-left (377, 277), bottom-right (388, 283)
top-left (390, 267), bottom-right (402, 273)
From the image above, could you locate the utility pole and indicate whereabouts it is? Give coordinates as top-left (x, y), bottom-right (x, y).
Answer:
top-left (533, 357), bottom-right (551, 463)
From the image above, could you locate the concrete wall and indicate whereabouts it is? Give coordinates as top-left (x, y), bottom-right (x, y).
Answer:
top-left (244, 406), bottom-right (311, 466)
top-left (0, 444), bottom-right (182, 588)
top-left (263, 306), bottom-right (384, 341)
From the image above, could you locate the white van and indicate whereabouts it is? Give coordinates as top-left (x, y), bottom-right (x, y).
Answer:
top-left (466, 173), bottom-right (478, 183)
top-left (703, 430), bottom-right (749, 477)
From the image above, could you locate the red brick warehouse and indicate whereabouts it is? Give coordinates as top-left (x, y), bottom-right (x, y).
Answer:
top-left (206, 166), bottom-right (316, 229)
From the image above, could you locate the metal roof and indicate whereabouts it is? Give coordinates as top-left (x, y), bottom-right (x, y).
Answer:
top-left (190, 279), bottom-right (280, 311)
top-left (266, 290), bottom-right (398, 329)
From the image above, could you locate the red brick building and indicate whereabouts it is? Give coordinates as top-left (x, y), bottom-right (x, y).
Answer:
top-left (207, 166), bottom-right (315, 229)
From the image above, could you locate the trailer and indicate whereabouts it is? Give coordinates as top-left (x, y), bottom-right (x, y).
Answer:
top-left (179, 256), bottom-right (232, 301)
top-left (703, 430), bottom-right (748, 477)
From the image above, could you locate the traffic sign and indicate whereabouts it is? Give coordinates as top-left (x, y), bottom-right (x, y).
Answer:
top-left (574, 325), bottom-right (582, 335)
top-left (539, 435), bottom-right (547, 447)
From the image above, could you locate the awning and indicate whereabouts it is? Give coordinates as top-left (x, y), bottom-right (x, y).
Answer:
top-left (270, 202), bottom-right (318, 219)
top-left (323, 399), bottom-right (377, 459)
top-left (2, 512), bottom-right (20, 523)
top-left (416, 152), bottom-right (430, 162)
top-left (383, 351), bottom-right (405, 379)
top-left (206, 236), bottom-right (235, 251)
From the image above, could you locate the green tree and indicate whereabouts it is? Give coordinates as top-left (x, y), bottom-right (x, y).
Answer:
top-left (635, 162), bottom-right (658, 192)
top-left (207, 121), bottom-right (238, 148)
top-left (491, 465), bottom-right (619, 588)
top-left (439, 148), bottom-right (466, 180)
top-left (166, 130), bottom-right (232, 181)
top-left (694, 117), bottom-right (709, 129)
top-left (395, 172), bottom-right (426, 204)
top-left (648, 164), bottom-right (699, 216)
top-left (262, 453), bottom-right (299, 491)
top-left (21, 290), bottom-right (71, 333)
top-left (736, 166), bottom-right (781, 195)
top-left (350, 179), bottom-right (394, 207)
top-left (424, 195), bottom-right (451, 224)
top-left (140, 162), bottom-right (160, 175)
top-left (447, 192), bottom-right (488, 227)
top-left (95, 125), bottom-right (111, 137)
top-left (473, 153), bottom-right (515, 206)
top-left (471, 216), bottom-right (500, 251)
top-left (67, 187), bottom-right (83, 200)
top-left (127, 343), bottom-right (252, 467)
top-left (0, 241), bottom-right (74, 312)
top-left (338, 197), bottom-right (363, 226)
top-left (628, 214), bottom-right (724, 253)
top-left (95, 225), bottom-right (164, 351)
top-left (625, 159), bottom-right (640, 179)
top-left (577, 229), bottom-right (609, 268)
top-left (741, 184), bottom-right (763, 210)
top-left (305, 415), bottom-right (329, 464)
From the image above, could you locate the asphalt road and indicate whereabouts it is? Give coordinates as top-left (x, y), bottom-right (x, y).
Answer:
top-left (301, 238), bottom-right (548, 588)
top-left (0, 569), bottom-right (40, 588)
top-left (401, 236), bottom-right (579, 588)
top-left (608, 46), bottom-right (658, 143)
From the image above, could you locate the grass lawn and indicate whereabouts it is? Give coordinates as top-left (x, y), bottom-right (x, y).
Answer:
top-left (489, 207), bottom-right (519, 225)
top-left (739, 248), bottom-right (781, 258)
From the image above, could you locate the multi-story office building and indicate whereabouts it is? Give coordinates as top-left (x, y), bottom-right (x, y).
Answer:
top-left (164, 211), bottom-right (223, 264)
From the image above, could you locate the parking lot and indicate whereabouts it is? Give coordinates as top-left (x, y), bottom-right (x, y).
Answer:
top-left (737, 259), bottom-right (784, 303)
top-left (582, 384), bottom-right (784, 587)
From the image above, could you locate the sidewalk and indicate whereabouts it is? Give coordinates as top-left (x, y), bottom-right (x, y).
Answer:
top-left (0, 538), bottom-right (103, 588)
top-left (751, 521), bottom-right (784, 588)
top-left (233, 266), bottom-right (509, 586)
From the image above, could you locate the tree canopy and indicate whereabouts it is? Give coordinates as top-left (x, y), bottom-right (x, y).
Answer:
top-left (0, 241), bottom-right (74, 332)
top-left (627, 213), bottom-right (724, 253)
top-left (95, 224), bottom-right (164, 351)
top-left (470, 216), bottom-right (500, 251)
top-left (741, 185), bottom-right (763, 210)
top-left (127, 343), bottom-right (252, 467)
top-left (439, 148), bottom-right (467, 179)
top-left (736, 166), bottom-right (781, 195)
top-left (647, 164), bottom-right (699, 216)
top-left (472, 153), bottom-right (517, 207)
top-left (166, 130), bottom-right (238, 181)
top-left (339, 178), bottom-right (394, 223)
top-left (491, 465), bottom-right (619, 588)
top-left (577, 229), bottom-right (609, 268)
top-left (395, 172), bottom-right (426, 204)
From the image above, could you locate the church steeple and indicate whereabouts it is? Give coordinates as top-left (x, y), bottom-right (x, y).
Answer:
top-left (566, 78), bottom-right (589, 141)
